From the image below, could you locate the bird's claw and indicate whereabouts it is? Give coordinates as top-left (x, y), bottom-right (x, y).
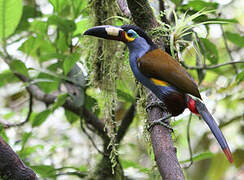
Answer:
top-left (147, 114), bottom-right (173, 132)
top-left (146, 101), bottom-right (165, 112)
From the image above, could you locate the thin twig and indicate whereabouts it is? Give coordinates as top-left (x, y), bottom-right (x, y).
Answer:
top-left (55, 171), bottom-right (87, 178)
top-left (184, 113), bottom-right (193, 169)
top-left (181, 60), bottom-right (244, 70)
top-left (0, 93), bottom-right (33, 129)
top-left (80, 118), bottom-right (108, 156)
top-left (220, 24), bottom-right (238, 73)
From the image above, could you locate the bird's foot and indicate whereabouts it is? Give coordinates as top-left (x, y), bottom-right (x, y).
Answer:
top-left (147, 114), bottom-right (173, 132)
top-left (146, 101), bottom-right (165, 112)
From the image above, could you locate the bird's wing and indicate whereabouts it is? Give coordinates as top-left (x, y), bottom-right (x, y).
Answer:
top-left (137, 49), bottom-right (202, 99)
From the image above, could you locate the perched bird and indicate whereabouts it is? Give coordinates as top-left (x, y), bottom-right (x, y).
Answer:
top-left (84, 24), bottom-right (233, 163)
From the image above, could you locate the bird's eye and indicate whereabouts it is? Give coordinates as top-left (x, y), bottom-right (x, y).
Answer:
top-left (127, 32), bottom-right (133, 37)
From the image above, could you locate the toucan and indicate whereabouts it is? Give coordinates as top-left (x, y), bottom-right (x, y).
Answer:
top-left (84, 24), bottom-right (233, 163)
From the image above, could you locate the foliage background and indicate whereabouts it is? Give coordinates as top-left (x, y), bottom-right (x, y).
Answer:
top-left (0, 0), bottom-right (243, 179)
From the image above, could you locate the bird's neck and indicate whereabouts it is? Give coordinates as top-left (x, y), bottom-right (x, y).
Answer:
top-left (127, 37), bottom-right (151, 71)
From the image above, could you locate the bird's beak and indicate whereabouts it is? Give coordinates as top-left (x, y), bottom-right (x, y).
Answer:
top-left (83, 25), bottom-right (126, 42)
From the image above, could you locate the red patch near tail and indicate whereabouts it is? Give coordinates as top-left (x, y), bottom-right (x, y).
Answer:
top-left (187, 98), bottom-right (199, 115)
top-left (223, 148), bottom-right (233, 163)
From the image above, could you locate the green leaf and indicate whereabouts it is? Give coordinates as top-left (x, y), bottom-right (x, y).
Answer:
top-left (121, 159), bottom-right (150, 173)
top-left (0, 124), bottom-right (8, 143)
top-left (236, 71), bottom-right (244, 83)
top-left (37, 67), bottom-right (60, 93)
top-left (48, 0), bottom-right (67, 14)
top-left (233, 149), bottom-right (244, 168)
top-left (31, 109), bottom-right (51, 127)
top-left (200, 38), bottom-right (219, 64)
top-left (48, 15), bottom-right (76, 33)
top-left (0, 70), bottom-right (18, 87)
top-left (117, 89), bottom-right (134, 103)
top-left (21, 132), bottom-right (32, 148)
top-left (16, 5), bottom-right (42, 32)
top-left (30, 20), bottom-right (48, 35)
top-left (0, 0), bottom-right (23, 38)
top-left (63, 53), bottom-right (80, 75)
top-left (225, 31), bottom-right (244, 47)
top-left (84, 95), bottom-right (100, 116)
top-left (18, 145), bottom-right (44, 159)
top-left (18, 36), bottom-right (42, 57)
top-left (180, 152), bottom-right (214, 163)
top-left (206, 153), bottom-right (230, 180)
top-left (205, 18), bottom-right (238, 24)
top-left (51, 93), bottom-right (68, 112)
top-left (65, 109), bottom-right (79, 124)
top-left (73, 18), bottom-right (90, 36)
top-left (171, 0), bottom-right (182, 6)
top-left (31, 165), bottom-right (56, 178)
top-left (9, 59), bottom-right (29, 77)
top-left (182, 0), bottom-right (218, 11)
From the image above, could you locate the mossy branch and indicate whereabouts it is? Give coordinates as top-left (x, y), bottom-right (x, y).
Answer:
top-left (126, 0), bottom-right (185, 179)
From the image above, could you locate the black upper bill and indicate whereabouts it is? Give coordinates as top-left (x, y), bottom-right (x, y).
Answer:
top-left (83, 25), bottom-right (124, 41)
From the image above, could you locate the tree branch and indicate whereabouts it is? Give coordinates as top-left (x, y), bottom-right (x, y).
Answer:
top-left (16, 73), bottom-right (108, 140)
top-left (126, 0), bottom-right (159, 30)
top-left (117, 0), bottom-right (131, 17)
top-left (0, 136), bottom-right (37, 180)
top-left (181, 60), bottom-right (244, 70)
top-left (0, 92), bottom-right (33, 129)
top-left (147, 93), bottom-right (184, 179)
top-left (116, 102), bottom-right (136, 143)
top-left (126, 0), bottom-right (185, 179)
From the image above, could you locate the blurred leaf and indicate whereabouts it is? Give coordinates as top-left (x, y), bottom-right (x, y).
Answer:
top-left (48, 15), bottom-right (76, 33)
top-left (21, 132), bottom-right (32, 148)
top-left (236, 70), bottom-right (244, 83)
top-left (51, 93), bottom-right (68, 112)
top-left (17, 5), bottom-right (42, 32)
top-left (206, 18), bottom-right (238, 24)
top-left (117, 89), bottom-right (134, 103)
top-left (0, 124), bottom-right (9, 143)
top-left (65, 109), bottom-right (79, 124)
top-left (171, 0), bottom-right (182, 6)
top-left (233, 149), bottom-right (244, 168)
top-left (182, 0), bottom-right (218, 11)
top-left (206, 153), bottom-right (230, 180)
top-left (18, 145), bottom-right (44, 159)
top-left (32, 109), bottom-right (51, 127)
top-left (37, 70), bottom-right (60, 93)
top-left (57, 31), bottom-right (68, 52)
top-left (0, 70), bottom-right (18, 87)
top-left (225, 31), bottom-right (244, 47)
top-left (71, 0), bottom-right (88, 18)
top-left (121, 159), bottom-right (150, 173)
top-left (0, 0), bottom-right (23, 38)
top-left (73, 18), bottom-right (90, 36)
top-left (84, 95), bottom-right (100, 116)
top-left (31, 165), bottom-right (56, 178)
top-left (18, 36), bottom-right (42, 57)
top-left (200, 38), bottom-right (219, 64)
top-left (9, 59), bottom-right (29, 77)
top-left (63, 53), bottom-right (80, 75)
top-left (48, 0), bottom-right (67, 14)
top-left (30, 20), bottom-right (48, 35)
top-left (180, 152), bottom-right (214, 163)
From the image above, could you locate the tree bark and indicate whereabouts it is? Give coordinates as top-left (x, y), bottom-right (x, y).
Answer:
top-left (0, 136), bottom-right (37, 180)
top-left (125, 0), bottom-right (185, 179)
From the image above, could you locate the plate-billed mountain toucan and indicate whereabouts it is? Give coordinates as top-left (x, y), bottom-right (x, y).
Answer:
top-left (84, 24), bottom-right (233, 163)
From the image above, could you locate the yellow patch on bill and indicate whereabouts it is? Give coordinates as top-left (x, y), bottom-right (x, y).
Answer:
top-left (151, 78), bottom-right (168, 86)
